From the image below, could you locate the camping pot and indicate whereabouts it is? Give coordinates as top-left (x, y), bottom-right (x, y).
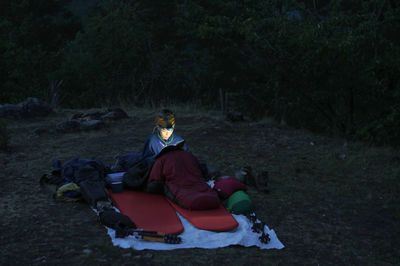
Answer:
top-left (111, 181), bottom-right (123, 193)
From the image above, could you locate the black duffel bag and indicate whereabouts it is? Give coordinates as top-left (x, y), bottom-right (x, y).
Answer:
top-left (122, 158), bottom-right (155, 190)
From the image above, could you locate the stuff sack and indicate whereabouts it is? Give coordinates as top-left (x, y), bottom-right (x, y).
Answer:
top-left (213, 177), bottom-right (247, 199)
top-left (55, 182), bottom-right (81, 202)
top-left (224, 190), bottom-right (253, 215)
top-left (99, 209), bottom-right (136, 232)
top-left (40, 174), bottom-right (81, 202)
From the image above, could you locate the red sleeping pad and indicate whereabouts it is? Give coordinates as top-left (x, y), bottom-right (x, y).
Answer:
top-left (167, 199), bottom-right (239, 231)
top-left (109, 190), bottom-right (184, 235)
top-left (109, 190), bottom-right (238, 233)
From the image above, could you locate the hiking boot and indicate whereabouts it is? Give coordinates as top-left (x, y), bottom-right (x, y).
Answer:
top-left (236, 166), bottom-right (256, 186)
top-left (234, 170), bottom-right (247, 183)
top-left (255, 170), bottom-right (269, 193)
top-left (51, 159), bottom-right (62, 175)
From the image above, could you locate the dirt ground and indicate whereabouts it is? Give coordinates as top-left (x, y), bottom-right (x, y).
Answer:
top-left (0, 107), bottom-right (399, 265)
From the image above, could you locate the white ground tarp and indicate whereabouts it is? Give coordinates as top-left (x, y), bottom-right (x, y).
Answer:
top-left (105, 212), bottom-right (284, 250)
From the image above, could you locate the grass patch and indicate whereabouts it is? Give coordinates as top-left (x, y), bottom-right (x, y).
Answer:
top-left (0, 119), bottom-right (10, 151)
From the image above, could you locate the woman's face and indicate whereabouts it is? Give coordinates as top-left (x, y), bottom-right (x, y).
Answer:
top-left (159, 127), bottom-right (174, 140)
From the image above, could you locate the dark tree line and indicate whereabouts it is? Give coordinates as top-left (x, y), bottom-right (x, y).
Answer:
top-left (1, 0), bottom-right (399, 145)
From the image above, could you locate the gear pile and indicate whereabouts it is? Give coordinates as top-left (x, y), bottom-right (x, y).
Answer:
top-left (247, 212), bottom-right (271, 244)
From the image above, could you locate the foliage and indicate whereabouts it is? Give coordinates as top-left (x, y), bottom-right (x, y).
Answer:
top-left (357, 108), bottom-right (400, 146)
top-left (1, 0), bottom-right (400, 145)
top-left (0, 0), bottom-right (81, 104)
top-left (59, 0), bottom-right (151, 107)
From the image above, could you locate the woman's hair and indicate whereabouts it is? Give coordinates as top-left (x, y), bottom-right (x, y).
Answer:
top-left (155, 109), bottom-right (175, 128)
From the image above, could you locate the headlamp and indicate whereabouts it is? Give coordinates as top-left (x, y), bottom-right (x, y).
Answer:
top-left (159, 125), bottom-right (175, 132)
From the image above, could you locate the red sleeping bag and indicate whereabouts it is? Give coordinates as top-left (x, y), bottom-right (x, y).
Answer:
top-left (147, 150), bottom-right (220, 210)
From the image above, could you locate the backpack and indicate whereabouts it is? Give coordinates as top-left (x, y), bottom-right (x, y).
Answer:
top-left (41, 158), bottom-right (106, 202)
top-left (79, 179), bottom-right (109, 207)
top-left (58, 158), bottom-right (106, 184)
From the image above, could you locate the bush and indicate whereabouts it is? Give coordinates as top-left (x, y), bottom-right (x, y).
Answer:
top-left (356, 109), bottom-right (400, 146)
top-left (1, 0), bottom-right (400, 145)
top-left (0, 119), bottom-right (10, 151)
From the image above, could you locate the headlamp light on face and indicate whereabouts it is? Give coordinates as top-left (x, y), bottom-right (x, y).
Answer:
top-left (159, 125), bottom-right (175, 132)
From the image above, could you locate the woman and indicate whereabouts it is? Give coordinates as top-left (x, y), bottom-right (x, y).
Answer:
top-left (144, 109), bottom-right (220, 210)
top-left (141, 109), bottom-right (188, 163)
